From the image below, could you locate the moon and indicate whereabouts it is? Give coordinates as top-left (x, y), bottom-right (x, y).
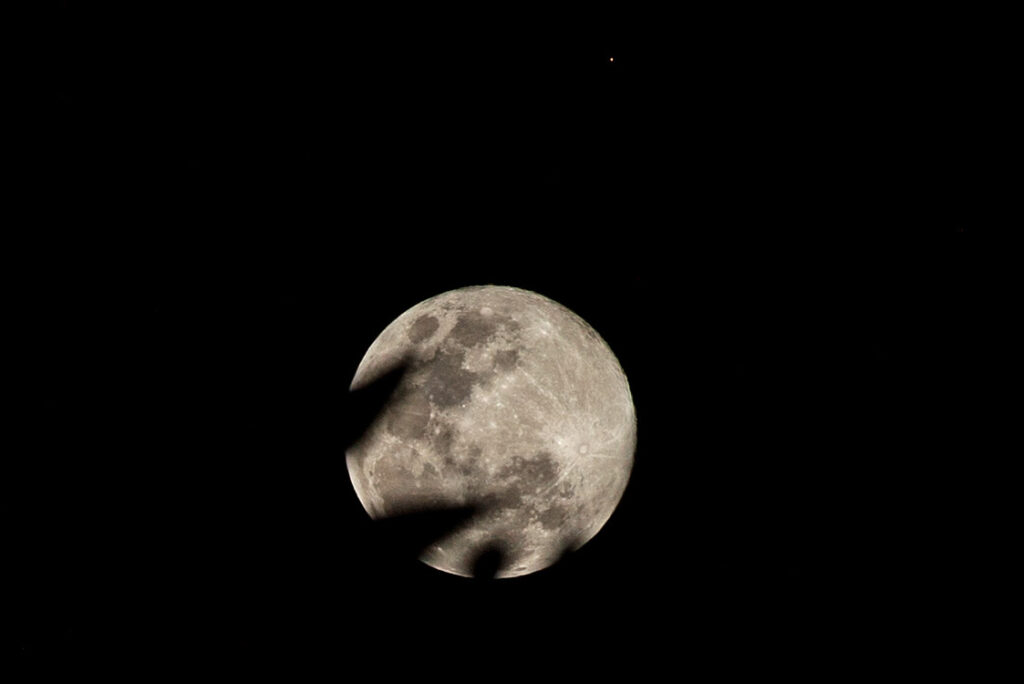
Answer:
top-left (345, 285), bottom-right (636, 578)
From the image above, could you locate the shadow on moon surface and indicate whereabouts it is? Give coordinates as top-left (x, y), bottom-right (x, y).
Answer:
top-left (364, 504), bottom-right (585, 580)
top-left (470, 543), bottom-right (507, 581)
top-left (368, 504), bottom-right (479, 564)
top-left (342, 356), bottom-right (411, 453)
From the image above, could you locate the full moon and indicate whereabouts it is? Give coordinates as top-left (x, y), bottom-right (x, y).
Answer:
top-left (345, 286), bottom-right (636, 578)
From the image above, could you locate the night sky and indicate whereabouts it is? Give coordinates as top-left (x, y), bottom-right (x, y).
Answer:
top-left (18, 2), bottom-right (996, 675)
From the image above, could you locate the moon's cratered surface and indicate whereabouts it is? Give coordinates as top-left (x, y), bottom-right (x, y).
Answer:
top-left (346, 285), bottom-right (636, 578)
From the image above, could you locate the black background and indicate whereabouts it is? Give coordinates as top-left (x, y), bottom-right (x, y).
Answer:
top-left (18, 2), bottom-right (998, 675)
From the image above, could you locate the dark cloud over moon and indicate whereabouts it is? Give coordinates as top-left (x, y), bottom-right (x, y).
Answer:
top-left (346, 286), bottom-right (636, 578)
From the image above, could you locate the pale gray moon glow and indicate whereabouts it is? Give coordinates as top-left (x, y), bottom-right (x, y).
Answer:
top-left (346, 286), bottom-right (636, 578)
